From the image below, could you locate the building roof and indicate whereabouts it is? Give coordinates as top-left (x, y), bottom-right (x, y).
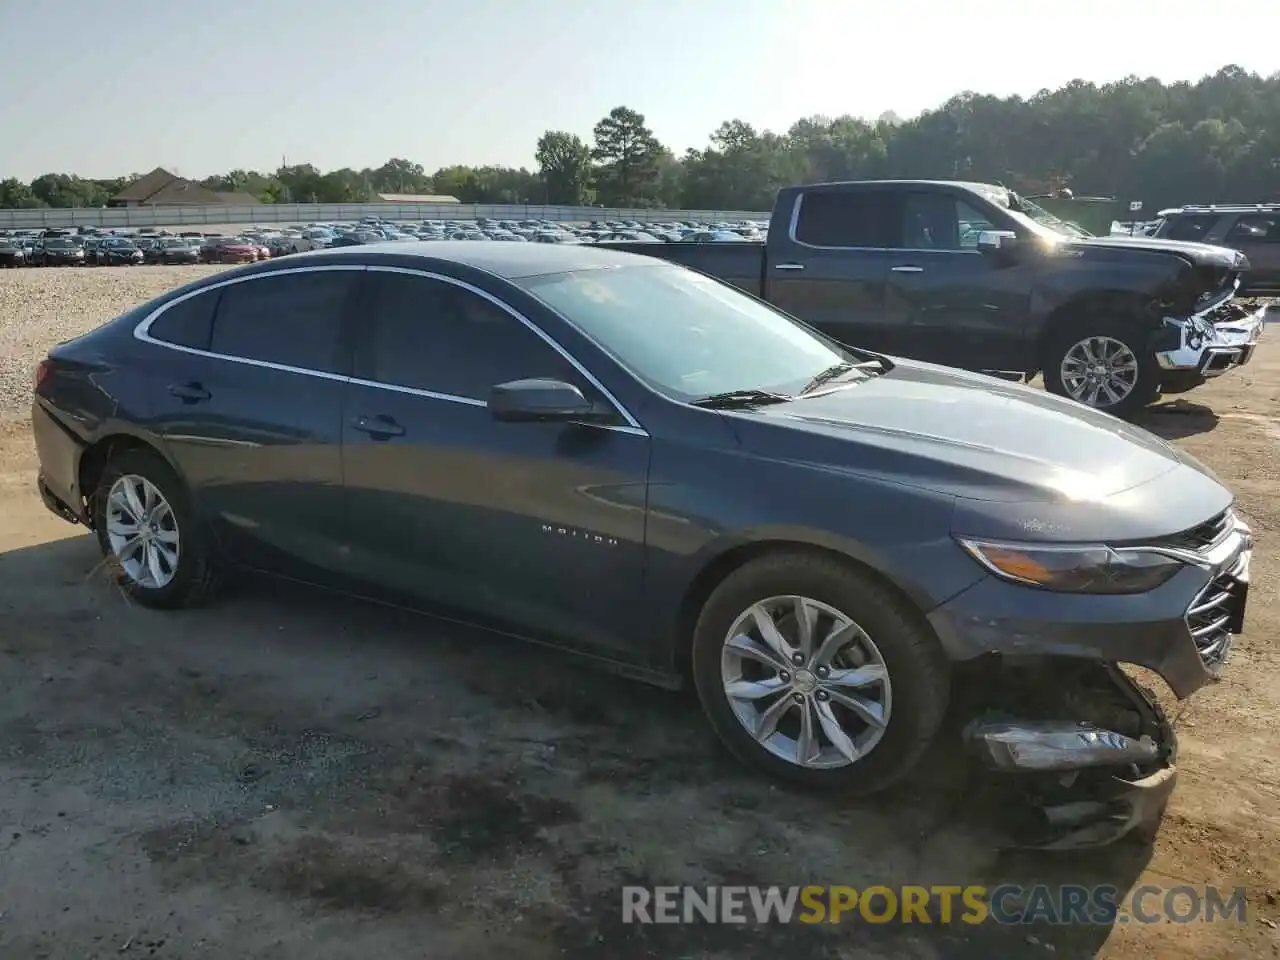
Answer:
top-left (303, 239), bottom-right (657, 278)
top-left (376, 193), bottom-right (461, 203)
top-left (112, 167), bottom-right (181, 203)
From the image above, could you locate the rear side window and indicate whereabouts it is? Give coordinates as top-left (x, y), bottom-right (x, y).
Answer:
top-left (793, 191), bottom-right (899, 248)
top-left (1225, 214), bottom-right (1280, 243)
top-left (209, 269), bottom-right (358, 373)
top-left (1162, 214), bottom-right (1219, 242)
top-left (148, 290), bottom-right (218, 350)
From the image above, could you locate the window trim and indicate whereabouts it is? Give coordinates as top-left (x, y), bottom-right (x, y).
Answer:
top-left (132, 263), bottom-right (648, 437)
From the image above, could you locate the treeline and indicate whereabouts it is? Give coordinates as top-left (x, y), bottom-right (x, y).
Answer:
top-left (2, 65), bottom-right (1278, 213)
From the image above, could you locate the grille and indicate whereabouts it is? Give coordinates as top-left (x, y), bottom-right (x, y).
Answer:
top-left (1159, 509), bottom-right (1234, 551)
top-left (1185, 553), bottom-right (1247, 671)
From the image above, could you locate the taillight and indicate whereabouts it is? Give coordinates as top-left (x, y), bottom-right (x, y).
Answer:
top-left (33, 358), bottom-right (53, 393)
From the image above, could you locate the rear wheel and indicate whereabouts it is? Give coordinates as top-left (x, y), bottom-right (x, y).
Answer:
top-left (691, 552), bottom-right (949, 794)
top-left (1043, 319), bottom-right (1159, 419)
top-left (91, 449), bottom-right (221, 609)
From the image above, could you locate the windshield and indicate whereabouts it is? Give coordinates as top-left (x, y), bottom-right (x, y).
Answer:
top-left (519, 264), bottom-right (859, 402)
top-left (1005, 193), bottom-right (1093, 239)
top-left (44, 238), bottom-right (73, 248)
top-left (105, 238), bottom-right (136, 248)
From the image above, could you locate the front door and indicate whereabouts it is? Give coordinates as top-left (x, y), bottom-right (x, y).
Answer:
top-left (338, 267), bottom-right (651, 655)
top-left (881, 192), bottom-right (1034, 371)
top-left (141, 267), bottom-right (362, 579)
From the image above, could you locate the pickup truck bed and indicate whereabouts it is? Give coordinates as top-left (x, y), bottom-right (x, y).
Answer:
top-left (605, 241), bottom-right (765, 296)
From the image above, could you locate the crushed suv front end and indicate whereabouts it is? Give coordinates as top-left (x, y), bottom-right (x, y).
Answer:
top-left (930, 508), bottom-right (1252, 849)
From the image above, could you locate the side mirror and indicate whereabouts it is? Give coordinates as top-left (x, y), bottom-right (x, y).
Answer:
top-left (976, 230), bottom-right (1019, 254)
top-left (488, 378), bottom-right (607, 423)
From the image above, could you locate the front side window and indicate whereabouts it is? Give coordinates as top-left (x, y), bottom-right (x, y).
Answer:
top-left (520, 263), bottom-right (856, 402)
top-left (793, 190), bottom-right (899, 248)
top-left (1162, 214), bottom-right (1220, 243)
top-left (354, 272), bottom-right (579, 400)
top-left (901, 194), bottom-right (997, 250)
top-left (209, 270), bottom-right (358, 373)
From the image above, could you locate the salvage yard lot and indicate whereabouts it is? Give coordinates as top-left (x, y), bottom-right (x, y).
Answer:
top-left (0, 267), bottom-right (1277, 959)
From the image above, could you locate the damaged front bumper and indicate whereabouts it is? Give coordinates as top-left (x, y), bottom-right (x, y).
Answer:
top-left (961, 664), bottom-right (1178, 850)
top-left (1156, 299), bottom-right (1267, 379)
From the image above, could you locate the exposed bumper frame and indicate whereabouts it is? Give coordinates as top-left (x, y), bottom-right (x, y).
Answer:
top-left (1156, 300), bottom-right (1267, 377)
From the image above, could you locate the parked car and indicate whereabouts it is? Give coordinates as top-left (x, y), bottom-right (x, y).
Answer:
top-left (33, 236), bottom-right (86, 266)
top-left (607, 180), bottom-right (1267, 418)
top-left (91, 237), bottom-right (145, 266)
top-left (146, 237), bottom-right (201, 265)
top-left (200, 237), bottom-right (260, 264)
top-left (0, 237), bottom-right (26, 267)
top-left (1152, 204), bottom-right (1280, 296)
top-left (31, 242), bottom-right (1251, 849)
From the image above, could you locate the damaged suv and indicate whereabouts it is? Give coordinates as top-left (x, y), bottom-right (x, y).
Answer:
top-left (32, 244), bottom-right (1251, 850)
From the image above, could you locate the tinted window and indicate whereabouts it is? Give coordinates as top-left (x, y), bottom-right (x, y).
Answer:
top-left (149, 291), bottom-right (218, 350)
top-left (355, 272), bottom-right (579, 400)
top-left (793, 191), bottom-right (899, 247)
top-left (901, 193), bottom-right (996, 250)
top-left (1225, 214), bottom-right (1280, 243)
top-left (210, 270), bottom-right (357, 373)
top-left (1162, 214), bottom-right (1219, 242)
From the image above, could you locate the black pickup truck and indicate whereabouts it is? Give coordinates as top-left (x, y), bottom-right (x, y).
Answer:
top-left (608, 180), bottom-right (1268, 417)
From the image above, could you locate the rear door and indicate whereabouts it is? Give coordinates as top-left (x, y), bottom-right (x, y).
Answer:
top-left (764, 188), bottom-right (899, 352)
top-left (881, 191), bottom-right (1034, 371)
top-left (139, 266), bottom-right (362, 579)
top-left (338, 267), bottom-right (651, 655)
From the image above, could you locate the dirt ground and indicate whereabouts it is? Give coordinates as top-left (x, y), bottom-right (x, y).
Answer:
top-left (1, 298), bottom-right (1279, 958)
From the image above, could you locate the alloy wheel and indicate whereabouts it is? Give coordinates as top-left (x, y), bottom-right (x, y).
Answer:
top-left (1060, 336), bottom-right (1139, 408)
top-left (104, 474), bottom-right (181, 589)
top-left (720, 595), bottom-right (892, 769)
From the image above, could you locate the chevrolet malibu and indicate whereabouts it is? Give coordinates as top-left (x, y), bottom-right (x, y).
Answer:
top-left (31, 243), bottom-right (1251, 848)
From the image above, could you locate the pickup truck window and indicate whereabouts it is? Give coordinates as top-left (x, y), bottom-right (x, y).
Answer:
top-left (902, 194), bottom-right (996, 250)
top-left (793, 191), bottom-right (898, 248)
top-left (520, 263), bottom-right (853, 402)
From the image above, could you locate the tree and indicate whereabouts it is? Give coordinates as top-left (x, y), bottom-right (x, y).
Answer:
top-left (591, 106), bottom-right (664, 207)
top-left (535, 131), bottom-right (592, 205)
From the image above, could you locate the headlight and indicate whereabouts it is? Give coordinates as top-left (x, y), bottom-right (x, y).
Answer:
top-left (956, 539), bottom-right (1184, 594)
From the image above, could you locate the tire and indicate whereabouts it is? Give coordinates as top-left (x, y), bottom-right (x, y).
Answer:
top-left (91, 449), bottom-right (222, 609)
top-left (1042, 319), bottom-right (1159, 419)
top-left (691, 551), bottom-right (950, 794)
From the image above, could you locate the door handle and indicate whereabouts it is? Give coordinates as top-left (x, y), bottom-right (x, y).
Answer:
top-left (774, 263), bottom-right (805, 271)
top-left (351, 414), bottom-right (405, 439)
top-left (168, 381), bottom-right (210, 403)
top-left (890, 265), bottom-right (924, 274)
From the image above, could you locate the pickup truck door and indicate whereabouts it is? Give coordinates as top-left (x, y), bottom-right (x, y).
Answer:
top-left (764, 189), bottom-right (900, 353)
top-left (882, 192), bottom-right (1034, 371)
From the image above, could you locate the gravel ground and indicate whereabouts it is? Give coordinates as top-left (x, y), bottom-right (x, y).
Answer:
top-left (0, 270), bottom-right (1278, 958)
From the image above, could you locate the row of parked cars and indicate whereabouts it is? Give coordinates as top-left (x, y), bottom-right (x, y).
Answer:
top-left (0, 216), bottom-right (770, 268)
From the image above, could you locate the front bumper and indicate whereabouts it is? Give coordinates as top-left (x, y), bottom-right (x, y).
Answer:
top-left (1156, 301), bottom-right (1267, 378)
top-left (931, 514), bottom-right (1252, 847)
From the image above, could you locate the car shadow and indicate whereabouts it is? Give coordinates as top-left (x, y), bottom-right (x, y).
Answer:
top-left (0, 533), bottom-right (1154, 958)
top-left (1134, 399), bottom-right (1221, 440)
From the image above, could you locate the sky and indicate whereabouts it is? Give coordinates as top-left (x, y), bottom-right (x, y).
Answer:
top-left (1, 0), bottom-right (1277, 181)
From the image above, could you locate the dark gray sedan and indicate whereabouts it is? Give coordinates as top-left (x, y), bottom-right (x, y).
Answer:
top-left (30, 242), bottom-right (1250, 848)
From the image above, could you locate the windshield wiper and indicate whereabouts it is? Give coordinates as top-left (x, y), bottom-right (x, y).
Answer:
top-left (798, 358), bottom-right (889, 396)
top-left (690, 389), bottom-right (793, 409)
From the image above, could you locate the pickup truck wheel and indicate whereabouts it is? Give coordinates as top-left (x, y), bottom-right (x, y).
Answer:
top-left (1043, 322), bottom-right (1159, 418)
top-left (91, 450), bottom-right (222, 609)
top-left (691, 552), bottom-right (949, 794)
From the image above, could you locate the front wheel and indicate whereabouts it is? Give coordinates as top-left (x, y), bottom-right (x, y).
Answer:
top-left (1043, 321), bottom-right (1159, 419)
top-left (91, 449), bottom-right (222, 609)
top-left (691, 552), bottom-right (949, 794)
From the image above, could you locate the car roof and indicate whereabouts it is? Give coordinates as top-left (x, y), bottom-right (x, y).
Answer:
top-left (297, 239), bottom-right (655, 279)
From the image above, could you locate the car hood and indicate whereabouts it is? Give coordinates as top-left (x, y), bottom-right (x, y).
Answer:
top-left (731, 358), bottom-right (1230, 541)
top-left (1064, 234), bottom-right (1247, 270)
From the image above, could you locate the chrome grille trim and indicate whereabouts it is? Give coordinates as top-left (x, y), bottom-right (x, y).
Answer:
top-left (1184, 545), bottom-right (1250, 674)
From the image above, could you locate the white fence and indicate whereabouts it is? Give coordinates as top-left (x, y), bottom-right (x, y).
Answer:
top-left (0, 202), bottom-right (770, 230)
